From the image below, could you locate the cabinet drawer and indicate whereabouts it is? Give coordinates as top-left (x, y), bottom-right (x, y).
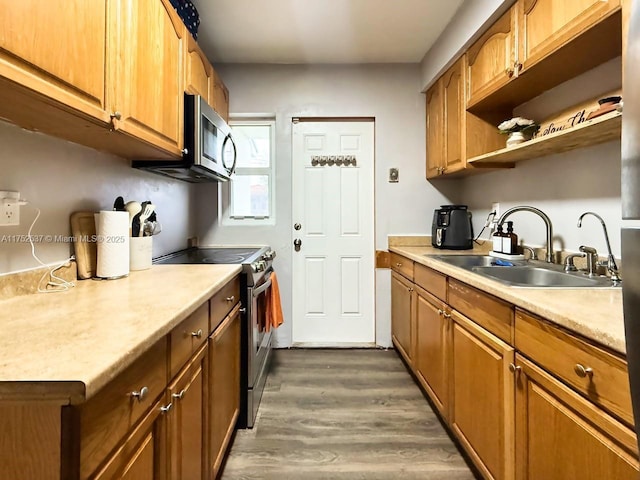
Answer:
top-left (515, 309), bottom-right (633, 426)
top-left (390, 253), bottom-right (414, 281)
top-left (170, 302), bottom-right (209, 378)
top-left (210, 276), bottom-right (240, 333)
top-left (415, 263), bottom-right (446, 301)
top-left (448, 278), bottom-right (513, 344)
top-left (79, 338), bottom-right (168, 479)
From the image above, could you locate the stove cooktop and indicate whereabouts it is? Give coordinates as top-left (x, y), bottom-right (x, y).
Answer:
top-left (154, 247), bottom-right (265, 265)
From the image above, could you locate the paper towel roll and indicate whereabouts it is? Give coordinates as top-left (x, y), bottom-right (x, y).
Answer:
top-left (95, 211), bottom-right (129, 279)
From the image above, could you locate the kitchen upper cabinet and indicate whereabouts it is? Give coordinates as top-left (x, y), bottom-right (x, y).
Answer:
top-left (516, 0), bottom-right (621, 74)
top-left (442, 58), bottom-right (466, 174)
top-left (451, 311), bottom-right (515, 480)
top-left (0, 0), bottom-right (110, 123)
top-left (209, 304), bottom-right (241, 478)
top-left (211, 69), bottom-right (230, 123)
top-left (415, 286), bottom-right (450, 420)
top-left (391, 271), bottom-right (415, 365)
top-left (425, 80), bottom-right (444, 179)
top-left (185, 35), bottom-right (213, 104)
top-left (515, 354), bottom-right (638, 480)
top-left (110, 0), bottom-right (185, 156)
top-left (467, 7), bottom-right (517, 109)
top-left (167, 345), bottom-right (207, 480)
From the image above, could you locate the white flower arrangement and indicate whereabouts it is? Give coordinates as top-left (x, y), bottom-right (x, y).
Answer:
top-left (497, 117), bottom-right (540, 135)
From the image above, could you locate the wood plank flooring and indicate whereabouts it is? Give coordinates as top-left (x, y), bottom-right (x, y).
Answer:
top-left (221, 349), bottom-right (476, 479)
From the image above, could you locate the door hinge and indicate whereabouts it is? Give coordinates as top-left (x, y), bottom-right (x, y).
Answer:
top-left (292, 117), bottom-right (300, 124)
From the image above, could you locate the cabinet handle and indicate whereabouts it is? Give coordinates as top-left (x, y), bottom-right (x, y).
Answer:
top-left (396, 263), bottom-right (402, 267)
top-left (437, 309), bottom-right (444, 316)
top-left (226, 295), bottom-right (235, 303)
top-left (191, 329), bottom-right (203, 339)
top-left (574, 364), bottom-right (593, 378)
top-left (508, 363), bottom-right (522, 375)
top-left (239, 307), bottom-right (247, 314)
top-left (182, 148), bottom-right (189, 155)
top-left (160, 403), bottom-right (173, 414)
top-left (514, 61), bottom-right (523, 74)
top-left (408, 287), bottom-right (414, 292)
top-left (172, 389), bottom-right (186, 401)
top-left (443, 312), bottom-right (451, 319)
top-left (131, 386), bottom-right (149, 402)
top-left (505, 68), bottom-right (515, 78)
top-left (110, 111), bottom-right (122, 121)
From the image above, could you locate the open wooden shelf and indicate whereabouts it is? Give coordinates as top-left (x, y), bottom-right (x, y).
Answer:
top-left (467, 112), bottom-right (621, 166)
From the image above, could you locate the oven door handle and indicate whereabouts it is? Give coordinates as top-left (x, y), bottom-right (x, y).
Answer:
top-left (252, 272), bottom-right (273, 298)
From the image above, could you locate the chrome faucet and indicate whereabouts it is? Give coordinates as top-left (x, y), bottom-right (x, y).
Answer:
top-left (577, 212), bottom-right (622, 284)
top-left (497, 206), bottom-right (554, 263)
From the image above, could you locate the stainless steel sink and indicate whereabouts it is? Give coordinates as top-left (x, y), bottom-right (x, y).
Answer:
top-left (428, 255), bottom-right (617, 288)
top-left (470, 266), bottom-right (614, 288)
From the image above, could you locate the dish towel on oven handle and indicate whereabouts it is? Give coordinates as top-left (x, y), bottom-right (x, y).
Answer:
top-left (265, 271), bottom-right (284, 332)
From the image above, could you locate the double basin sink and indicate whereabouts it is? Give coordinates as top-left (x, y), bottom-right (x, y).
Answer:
top-left (429, 255), bottom-right (617, 288)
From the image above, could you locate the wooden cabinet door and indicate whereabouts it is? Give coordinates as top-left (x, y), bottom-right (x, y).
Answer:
top-left (515, 355), bottom-right (638, 480)
top-left (208, 305), bottom-right (241, 478)
top-left (517, 0), bottom-right (621, 73)
top-left (467, 7), bottom-right (517, 108)
top-left (93, 397), bottom-right (166, 480)
top-left (415, 287), bottom-right (450, 419)
top-left (425, 79), bottom-right (444, 178)
top-left (210, 70), bottom-right (230, 122)
top-left (442, 58), bottom-right (466, 174)
top-left (391, 272), bottom-right (415, 365)
top-left (185, 35), bottom-right (213, 104)
top-left (110, 0), bottom-right (184, 156)
top-left (0, 0), bottom-right (110, 123)
top-left (167, 346), bottom-right (206, 480)
top-left (451, 311), bottom-right (515, 480)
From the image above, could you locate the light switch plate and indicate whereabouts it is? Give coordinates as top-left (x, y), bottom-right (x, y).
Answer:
top-left (0, 191), bottom-right (20, 226)
top-left (389, 168), bottom-right (399, 183)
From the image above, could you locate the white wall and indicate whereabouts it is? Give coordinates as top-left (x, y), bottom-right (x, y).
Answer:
top-left (0, 121), bottom-right (198, 274)
top-left (195, 64), bottom-right (461, 348)
top-left (420, 0), bottom-right (513, 91)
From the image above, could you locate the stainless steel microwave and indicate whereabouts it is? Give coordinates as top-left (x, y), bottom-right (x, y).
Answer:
top-left (133, 94), bottom-right (237, 183)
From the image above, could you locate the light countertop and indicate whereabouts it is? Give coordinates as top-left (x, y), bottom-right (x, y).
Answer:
top-left (390, 245), bottom-right (625, 355)
top-left (0, 264), bottom-right (241, 404)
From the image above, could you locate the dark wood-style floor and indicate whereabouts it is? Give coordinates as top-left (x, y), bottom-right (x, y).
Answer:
top-left (221, 349), bottom-right (476, 479)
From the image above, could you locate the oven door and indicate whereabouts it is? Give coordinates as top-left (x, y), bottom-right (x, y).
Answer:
top-left (249, 270), bottom-right (273, 386)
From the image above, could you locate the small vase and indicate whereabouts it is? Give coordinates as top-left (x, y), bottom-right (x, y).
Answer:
top-left (506, 131), bottom-right (526, 147)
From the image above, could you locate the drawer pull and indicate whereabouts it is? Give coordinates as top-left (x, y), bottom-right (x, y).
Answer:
top-left (509, 363), bottom-right (522, 375)
top-left (131, 386), bottom-right (149, 402)
top-left (574, 364), bottom-right (594, 378)
top-left (160, 403), bottom-right (173, 414)
top-left (172, 389), bottom-right (186, 401)
top-left (191, 329), bottom-right (203, 339)
top-left (226, 295), bottom-right (235, 302)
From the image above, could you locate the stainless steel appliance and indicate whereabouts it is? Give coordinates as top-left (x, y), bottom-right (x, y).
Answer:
top-left (623, 0), bottom-right (640, 444)
top-left (431, 205), bottom-right (473, 249)
top-left (154, 246), bottom-right (276, 428)
top-left (133, 94), bottom-right (237, 183)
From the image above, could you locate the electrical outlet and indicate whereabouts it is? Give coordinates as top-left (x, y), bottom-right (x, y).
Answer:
top-left (0, 191), bottom-right (20, 226)
top-left (492, 202), bottom-right (500, 219)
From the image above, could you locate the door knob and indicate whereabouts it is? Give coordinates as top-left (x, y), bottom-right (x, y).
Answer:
top-left (294, 239), bottom-right (302, 251)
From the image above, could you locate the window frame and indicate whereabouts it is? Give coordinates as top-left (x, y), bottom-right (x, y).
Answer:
top-left (220, 118), bottom-right (276, 226)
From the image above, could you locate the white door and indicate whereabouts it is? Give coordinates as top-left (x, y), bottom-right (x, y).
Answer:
top-left (292, 120), bottom-right (375, 346)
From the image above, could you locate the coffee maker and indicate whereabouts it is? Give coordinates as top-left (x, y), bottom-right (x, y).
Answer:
top-left (431, 205), bottom-right (473, 250)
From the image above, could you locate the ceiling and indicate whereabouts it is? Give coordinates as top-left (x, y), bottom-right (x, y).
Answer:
top-left (191, 0), bottom-right (464, 64)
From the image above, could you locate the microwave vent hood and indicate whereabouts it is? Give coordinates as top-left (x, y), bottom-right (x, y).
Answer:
top-left (132, 161), bottom-right (231, 183)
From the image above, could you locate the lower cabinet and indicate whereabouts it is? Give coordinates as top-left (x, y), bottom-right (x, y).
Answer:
top-left (389, 253), bottom-right (639, 480)
top-left (515, 354), bottom-right (638, 480)
top-left (415, 286), bottom-right (450, 419)
top-left (209, 304), bottom-right (241, 478)
top-left (451, 311), bottom-right (515, 480)
top-left (166, 345), bottom-right (207, 480)
top-left (391, 271), bottom-right (415, 365)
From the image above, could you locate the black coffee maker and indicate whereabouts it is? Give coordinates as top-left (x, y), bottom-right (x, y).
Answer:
top-left (431, 205), bottom-right (473, 250)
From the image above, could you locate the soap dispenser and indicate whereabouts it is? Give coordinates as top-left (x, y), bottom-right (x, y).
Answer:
top-left (492, 224), bottom-right (505, 253)
top-left (503, 221), bottom-right (518, 255)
